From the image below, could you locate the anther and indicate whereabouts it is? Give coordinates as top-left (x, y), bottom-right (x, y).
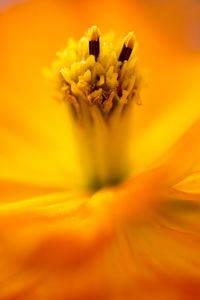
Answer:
top-left (118, 32), bottom-right (135, 63)
top-left (88, 26), bottom-right (101, 61)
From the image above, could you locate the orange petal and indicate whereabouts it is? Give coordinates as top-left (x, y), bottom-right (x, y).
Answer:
top-left (0, 164), bottom-right (200, 299)
top-left (0, 166), bottom-right (164, 299)
top-left (174, 171), bottom-right (200, 194)
top-left (0, 188), bottom-right (113, 299)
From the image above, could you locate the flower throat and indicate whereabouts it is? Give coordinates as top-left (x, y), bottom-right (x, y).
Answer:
top-left (47, 26), bottom-right (142, 190)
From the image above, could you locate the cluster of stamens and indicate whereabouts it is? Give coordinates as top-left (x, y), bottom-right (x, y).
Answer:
top-left (48, 26), bottom-right (142, 122)
top-left (46, 26), bottom-right (142, 188)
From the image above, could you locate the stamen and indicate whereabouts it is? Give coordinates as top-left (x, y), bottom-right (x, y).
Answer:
top-left (88, 26), bottom-right (101, 61)
top-left (118, 32), bottom-right (135, 63)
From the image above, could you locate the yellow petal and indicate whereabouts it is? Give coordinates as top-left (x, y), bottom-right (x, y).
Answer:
top-left (133, 117), bottom-right (200, 191)
top-left (132, 85), bottom-right (200, 175)
top-left (160, 118), bottom-right (200, 186)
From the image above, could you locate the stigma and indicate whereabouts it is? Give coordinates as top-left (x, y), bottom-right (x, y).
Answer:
top-left (47, 26), bottom-right (142, 189)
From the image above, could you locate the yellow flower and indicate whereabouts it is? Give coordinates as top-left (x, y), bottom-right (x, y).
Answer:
top-left (0, 0), bottom-right (200, 299)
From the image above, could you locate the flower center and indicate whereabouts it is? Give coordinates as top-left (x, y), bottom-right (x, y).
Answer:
top-left (47, 26), bottom-right (142, 190)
